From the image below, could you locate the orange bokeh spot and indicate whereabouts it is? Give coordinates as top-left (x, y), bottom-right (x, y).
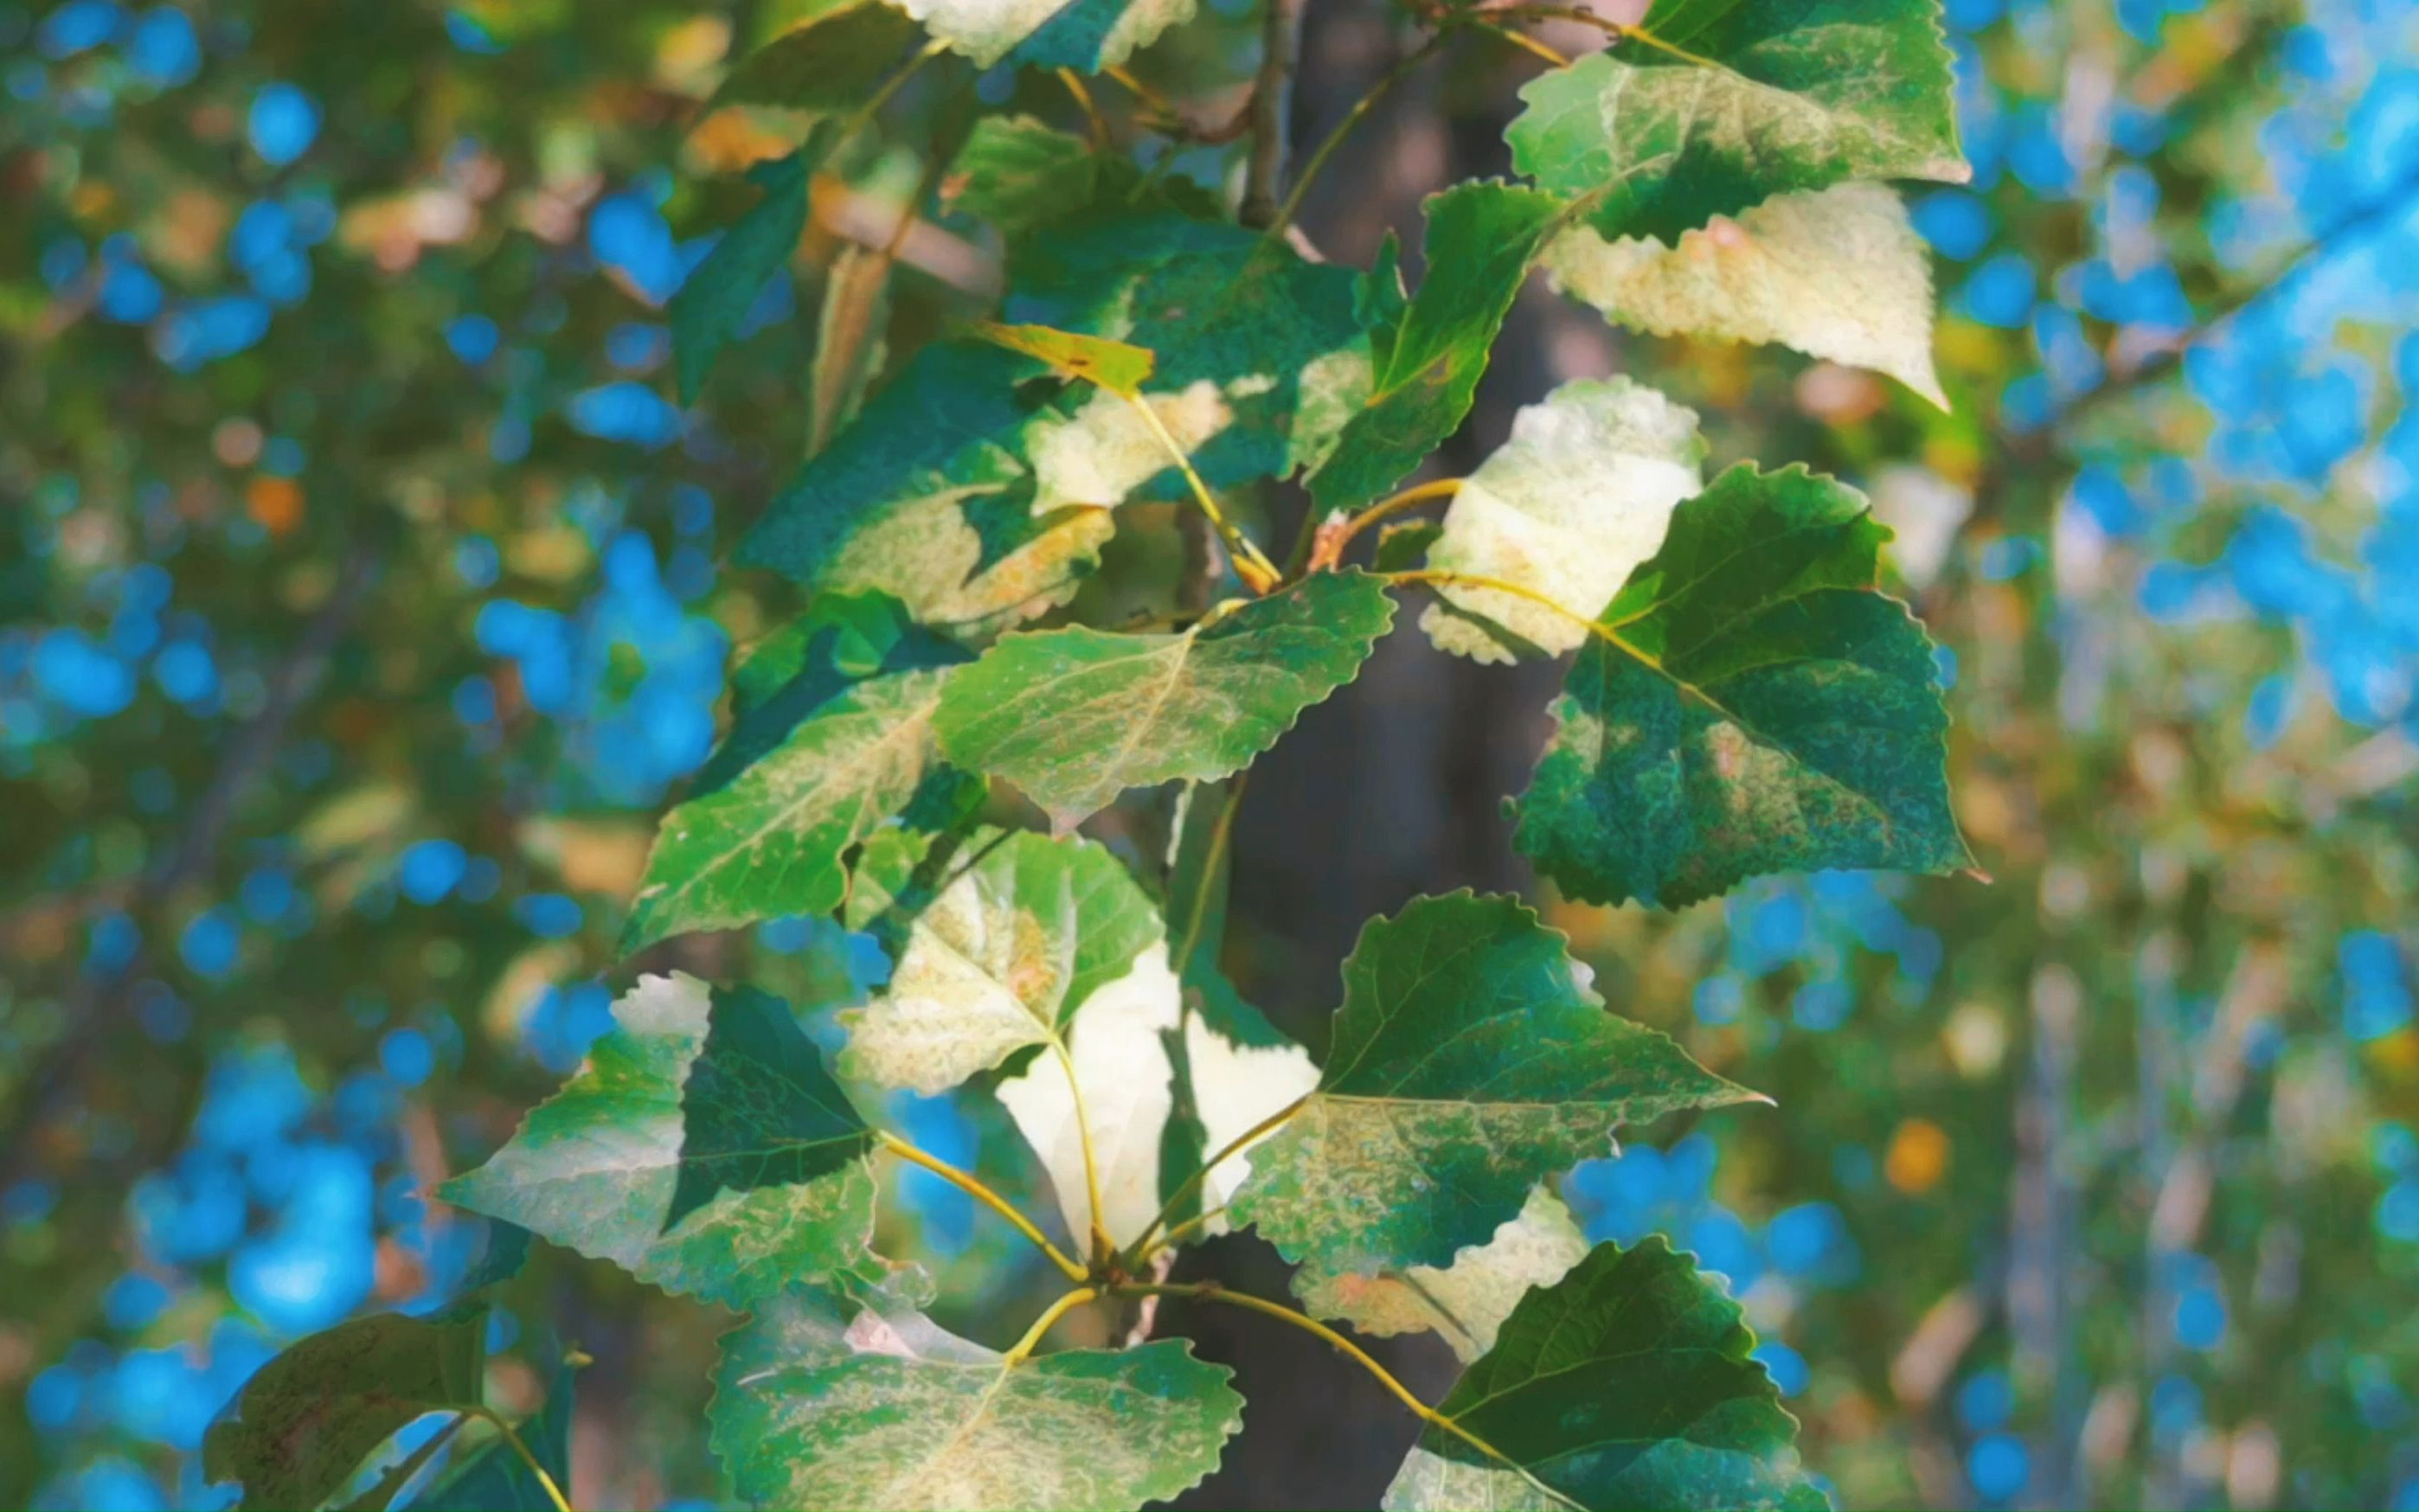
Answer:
top-left (1885, 1118), bottom-right (1951, 1195)
top-left (246, 476), bottom-right (304, 535)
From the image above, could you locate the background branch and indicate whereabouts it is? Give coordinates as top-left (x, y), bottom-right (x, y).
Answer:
top-left (1241, 0), bottom-right (1304, 227)
top-left (0, 533), bottom-right (386, 1189)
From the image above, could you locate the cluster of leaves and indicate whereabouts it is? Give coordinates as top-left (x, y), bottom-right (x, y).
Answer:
top-left (176, 0), bottom-right (1989, 1507)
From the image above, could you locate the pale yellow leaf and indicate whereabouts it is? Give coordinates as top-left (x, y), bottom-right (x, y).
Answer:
top-left (1543, 182), bottom-right (1947, 408)
top-left (1421, 376), bottom-right (1704, 664)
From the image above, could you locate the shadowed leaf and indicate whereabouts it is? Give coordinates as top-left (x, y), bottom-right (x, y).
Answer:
top-left (1308, 183), bottom-right (1563, 511)
top-left (439, 975), bottom-right (875, 1308)
top-left (1513, 464), bottom-right (1972, 907)
top-left (203, 1307), bottom-right (486, 1512)
top-left (1230, 893), bottom-right (1754, 1273)
top-left (1384, 1238), bottom-right (1825, 1511)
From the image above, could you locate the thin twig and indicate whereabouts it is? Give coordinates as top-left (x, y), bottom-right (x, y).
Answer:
top-left (1006, 1286), bottom-right (1100, 1362)
top-left (1121, 392), bottom-right (1282, 592)
top-left (877, 1131), bottom-right (1089, 1282)
top-left (1240, 0), bottom-right (1304, 227)
top-left (1266, 33), bottom-right (1446, 240)
top-left (1124, 1093), bottom-right (1306, 1264)
top-left (0, 535), bottom-right (384, 1189)
top-left (1049, 1041), bottom-right (1116, 1265)
top-left (1149, 1201), bottom-right (1229, 1255)
top-left (1327, 477), bottom-right (1464, 561)
top-left (837, 39), bottom-right (947, 146)
top-left (1477, 21), bottom-right (1571, 67)
top-left (463, 1406), bottom-right (574, 1512)
top-left (1057, 67), bottom-right (1110, 148)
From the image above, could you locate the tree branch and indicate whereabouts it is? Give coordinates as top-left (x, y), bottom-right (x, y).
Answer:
top-left (1240, 0), bottom-right (1303, 227)
top-left (0, 534), bottom-right (385, 1188)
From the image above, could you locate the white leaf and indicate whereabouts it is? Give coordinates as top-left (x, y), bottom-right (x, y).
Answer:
top-left (1420, 376), bottom-right (1704, 664)
top-left (998, 941), bottom-right (1318, 1246)
top-left (1026, 381), bottom-right (1236, 515)
top-left (895, 0), bottom-right (1197, 68)
top-left (1543, 182), bottom-right (1948, 409)
top-left (839, 830), bottom-right (1159, 1095)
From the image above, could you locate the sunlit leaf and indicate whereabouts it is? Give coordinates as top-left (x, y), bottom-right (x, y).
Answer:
top-left (709, 1278), bottom-right (1243, 1510)
top-left (945, 116), bottom-right (1105, 237)
top-left (1007, 208), bottom-right (1376, 502)
top-left (970, 319), bottom-right (1157, 395)
top-left (1543, 183), bottom-right (1947, 407)
top-left (623, 625), bottom-right (961, 951)
top-left (1151, 778), bottom-right (1304, 1229)
top-left (900, 0), bottom-right (1198, 70)
top-left (840, 828), bottom-right (1162, 1093)
top-left (1419, 376), bottom-right (1704, 664)
top-left (1293, 1186), bottom-right (1588, 1361)
top-left (1508, 0), bottom-right (1965, 244)
top-left (997, 939), bottom-right (1319, 1246)
top-left (738, 341), bottom-right (1115, 637)
top-left (934, 570), bottom-right (1396, 829)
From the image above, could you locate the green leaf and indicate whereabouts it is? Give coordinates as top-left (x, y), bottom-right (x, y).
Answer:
top-left (726, 591), bottom-right (927, 722)
top-left (671, 151), bottom-right (812, 406)
top-left (1229, 892), bottom-right (1753, 1273)
top-left (1543, 183), bottom-right (1947, 407)
top-left (1512, 463), bottom-right (1972, 907)
top-left (900, 0), bottom-right (1198, 70)
top-left (203, 1307), bottom-right (487, 1512)
top-left (934, 570), bottom-right (1396, 829)
top-left (1418, 376), bottom-right (1704, 664)
top-left (1293, 1186), bottom-right (1588, 1362)
top-left (944, 116), bottom-right (1104, 237)
top-left (402, 1371), bottom-right (574, 1512)
top-left (705, 0), bottom-right (928, 117)
top-left (997, 936), bottom-right (1318, 1246)
top-left (439, 975), bottom-right (876, 1308)
top-left (1307, 182), bottom-right (1563, 510)
top-left (742, 209), bottom-right (1365, 631)
top-left (737, 341), bottom-right (1115, 637)
top-left (840, 828), bottom-right (1163, 1093)
top-left (709, 1281), bottom-right (1243, 1510)
top-left (623, 643), bottom-right (959, 951)
top-left (1508, 0), bottom-right (1965, 245)
top-left (1007, 209), bottom-right (1375, 502)
top-left (664, 983), bottom-right (878, 1230)
top-left (1383, 1237), bottom-right (1825, 1512)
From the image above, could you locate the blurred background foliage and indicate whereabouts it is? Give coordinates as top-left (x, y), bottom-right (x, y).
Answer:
top-left (4, 0), bottom-right (2419, 1508)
